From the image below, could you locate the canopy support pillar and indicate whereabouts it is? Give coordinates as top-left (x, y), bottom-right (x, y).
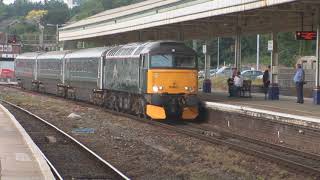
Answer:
top-left (314, 9), bottom-right (320, 104)
top-left (268, 31), bottom-right (280, 100)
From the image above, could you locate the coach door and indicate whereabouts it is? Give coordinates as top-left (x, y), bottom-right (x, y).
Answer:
top-left (98, 56), bottom-right (104, 89)
top-left (139, 54), bottom-right (148, 93)
top-left (64, 58), bottom-right (71, 85)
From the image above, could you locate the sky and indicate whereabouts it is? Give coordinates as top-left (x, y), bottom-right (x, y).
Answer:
top-left (3, 0), bottom-right (67, 4)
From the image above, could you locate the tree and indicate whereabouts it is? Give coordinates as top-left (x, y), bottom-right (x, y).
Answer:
top-left (26, 9), bottom-right (48, 22)
top-left (43, 0), bottom-right (69, 25)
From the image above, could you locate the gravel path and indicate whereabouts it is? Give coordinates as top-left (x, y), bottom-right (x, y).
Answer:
top-left (0, 86), bottom-right (314, 180)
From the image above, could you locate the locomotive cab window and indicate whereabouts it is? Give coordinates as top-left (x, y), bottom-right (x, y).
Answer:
top-left (150, 54), bottom-right (196, 69)
top-left (150, 54), bottom-right (173, 68)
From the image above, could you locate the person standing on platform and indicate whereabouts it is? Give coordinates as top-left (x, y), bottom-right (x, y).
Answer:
top-left (227, 67), bottom-right (237, 97)
top-left (293, 64), bottom-right (305, 104)
top-left (233, 71), bottom-right (243, 96)
top-left (262, 65), bottom-right (271, 100)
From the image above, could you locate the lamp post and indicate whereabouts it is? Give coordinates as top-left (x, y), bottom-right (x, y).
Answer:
top-left (46, 23), bottom-right (64, 50)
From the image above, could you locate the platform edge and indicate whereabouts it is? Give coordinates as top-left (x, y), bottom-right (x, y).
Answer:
top-left (0, 104), bottom-right (55, 179)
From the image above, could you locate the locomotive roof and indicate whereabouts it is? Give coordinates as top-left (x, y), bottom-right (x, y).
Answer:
top-left (16, 52), bottom-right (43, 60)
top-left (104, 41), bottom-right (190, 58)
top-left (37, 50), bottom-right (71, 60)
top-left (65, 47), bottom-right (112, 59)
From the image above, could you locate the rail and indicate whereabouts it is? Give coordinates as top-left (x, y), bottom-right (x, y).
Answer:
top-left (1, 99), bottom-right (130, 180)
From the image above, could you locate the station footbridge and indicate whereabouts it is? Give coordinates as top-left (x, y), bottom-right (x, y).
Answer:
top-left (59, 0), bottom-right (320, 104)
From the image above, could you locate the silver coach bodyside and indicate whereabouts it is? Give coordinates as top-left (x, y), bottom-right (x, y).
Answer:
top-left (15, 52), bottom-right (43, 90)
top-left (37, 51), bottom-right (70, 94)
top-left (63, 47), bottom-right (112, 101)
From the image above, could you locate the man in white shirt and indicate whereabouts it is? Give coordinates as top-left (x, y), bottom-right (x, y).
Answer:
top-left (234, 71), bottom-right (243, 88)
top-left (232, 71), bottom-right (243, 96)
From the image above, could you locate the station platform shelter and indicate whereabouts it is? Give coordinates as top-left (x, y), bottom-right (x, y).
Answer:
top-left (0, 104), bottom-right (54, 179)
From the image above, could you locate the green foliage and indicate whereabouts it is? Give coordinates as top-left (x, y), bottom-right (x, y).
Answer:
top-left (70, 0), bottom-right (145, 21)
top-left (71, 0), bottom-right (104, 21)
top-left (0, 3), bottom-right (8, 21)
top-left (43, 0), bottom-right (69, 25)
top-left (192, 32), bottom-right (316, 69)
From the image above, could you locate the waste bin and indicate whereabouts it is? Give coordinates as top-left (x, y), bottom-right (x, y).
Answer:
top-left (202, 79), bottom-right (212, 93)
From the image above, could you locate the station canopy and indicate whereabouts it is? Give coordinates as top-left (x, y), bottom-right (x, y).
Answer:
top-left (59, 0), bottom-right (320, 44)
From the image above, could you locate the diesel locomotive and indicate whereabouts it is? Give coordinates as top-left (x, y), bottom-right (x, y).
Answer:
top-left (15, 41), bottom-right (199, 120)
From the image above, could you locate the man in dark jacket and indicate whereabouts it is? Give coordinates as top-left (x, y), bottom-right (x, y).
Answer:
top-left (262, 65), bottom-right (271, 100)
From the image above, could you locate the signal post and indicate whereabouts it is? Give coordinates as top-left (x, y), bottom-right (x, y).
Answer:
top-left (314, 9), bottom-right (320, 104)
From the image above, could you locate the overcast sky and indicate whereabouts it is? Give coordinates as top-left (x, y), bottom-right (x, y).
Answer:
top-left (3, 0), bottom-right (67, 4)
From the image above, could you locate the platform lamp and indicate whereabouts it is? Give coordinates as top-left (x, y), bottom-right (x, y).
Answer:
top-left (46, 23), bottom-right (65, 51)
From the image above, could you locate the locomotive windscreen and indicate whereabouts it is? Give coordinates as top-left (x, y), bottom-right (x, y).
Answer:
top-left (150, 54), bottom-right (196, 69)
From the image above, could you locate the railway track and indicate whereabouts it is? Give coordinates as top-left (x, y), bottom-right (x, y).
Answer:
top-left (136, 117), bottom-right (320, 176)
top-left (1, 100), bottom-right (130, 180)
top-left (2, 85), bottom-right (320, 177)
top-left (183, 123), bottom-right (320, 175)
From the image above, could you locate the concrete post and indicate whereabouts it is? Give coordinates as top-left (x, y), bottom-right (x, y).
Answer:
top-left (204, 42), bottom-right (210, 79)
top-left (203, 41), bottom-right (211, 93)
top-left (234, 27), bottom-right (241, 69)
top-left (39, 24), bottom-right (44, 50)
top-left (314, 9), bottom-right (320, 104)
top-left (217, 37), bottom-right (220, 69)
top-left (257, 34), bottom-right (260, 70)
top-left (268, 31), bottom-right (280, 100)
top-left (56, 24), bottom-right (59, 50)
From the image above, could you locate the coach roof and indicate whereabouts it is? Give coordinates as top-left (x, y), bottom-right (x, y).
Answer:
top-left (37, 51), bottom-right (71, 60)
top-left (65, 47), bottom-right (112, 59)
top-left (16, 52), bottom-right (43, 60)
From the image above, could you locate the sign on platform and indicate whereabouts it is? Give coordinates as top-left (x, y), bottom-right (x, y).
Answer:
top-left (7, 45), bottom-right (12, 52)
top-left (202, 45), bottom-right (207, 54)
top-left (268, 40), bottom-right (273, 51)
top-left (1, 54), bottom-right (14, 58)
top-left (3, 45), bottom-right (7, 52)
top-left (296, 31), bottom-right (317, 40)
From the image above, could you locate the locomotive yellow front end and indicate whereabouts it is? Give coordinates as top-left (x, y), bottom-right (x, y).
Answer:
top-left (144, 46), bottom-right (199, 120)
top-left (146, 69), bottom-right (199, 120)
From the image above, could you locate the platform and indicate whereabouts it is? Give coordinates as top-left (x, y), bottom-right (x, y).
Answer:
top-left (0, 104), bottom-right (54, 179)
top-left (199, 91), bottom-right (320, 129)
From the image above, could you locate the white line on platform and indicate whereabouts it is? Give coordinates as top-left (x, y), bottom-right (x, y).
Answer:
top-left (205, 101), bottom-right (320, 125)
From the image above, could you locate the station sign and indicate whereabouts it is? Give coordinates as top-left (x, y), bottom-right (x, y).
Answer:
top-left (268, 40), bottom-right (273, 51)
top-left (202, 45), bottom-right (207, 54)
top-left (295, 31), bottom-right (317, 40)
top-left (0, 45), bottom-right (13, 52)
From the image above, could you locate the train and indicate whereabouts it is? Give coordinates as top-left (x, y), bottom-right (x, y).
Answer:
top-left (15, 41), bottom-right (200, 120)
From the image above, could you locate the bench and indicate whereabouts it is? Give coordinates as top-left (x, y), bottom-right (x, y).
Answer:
top-left (240, 80), bottom-right (252, 97)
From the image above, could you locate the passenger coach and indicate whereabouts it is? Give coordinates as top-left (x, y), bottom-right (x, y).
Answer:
top-left (15, 41), bottom-right (199, 120)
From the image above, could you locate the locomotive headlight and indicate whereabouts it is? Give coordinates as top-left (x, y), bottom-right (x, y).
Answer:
top-left (152, 85), bottom-right (159, 92)
top-left (158, 86), bottom-right (163, 90)
top-left (184, 86), bottom-right (193, 92)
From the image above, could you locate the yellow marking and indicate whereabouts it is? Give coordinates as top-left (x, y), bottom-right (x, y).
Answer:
top-left (182, 107), bottom-right (198, 120)
top-left (146, 105), bottom-right (166, 120)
